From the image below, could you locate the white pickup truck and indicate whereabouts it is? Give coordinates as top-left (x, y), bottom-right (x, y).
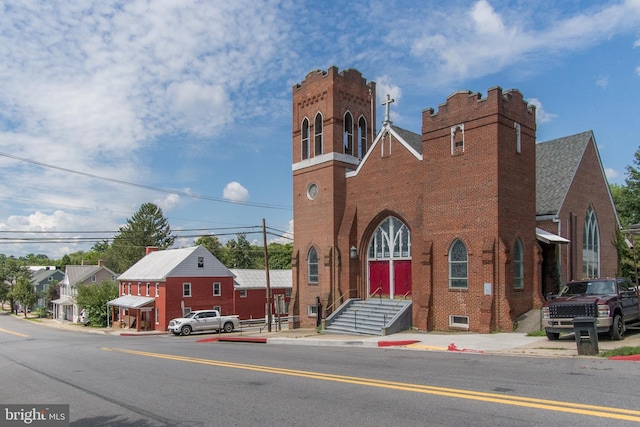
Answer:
top-left (168, 310), bottom-right (240, 336)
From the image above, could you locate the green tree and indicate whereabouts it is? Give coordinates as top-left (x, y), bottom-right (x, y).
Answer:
top-left (12, 276), bottom-right (37, 317)
top-left (195, 235), bottom-right (227, 262)
top-left (267, 242), bottom-right (293, 269)
top-left (225, 233), bottom-right (255, 268)
top-left (45, 281), bottom-right (60, 315)
top-left (76, 280), bottom-right (118, 327)
top-left (0, 257), bottom-right (31, 314)
top-left (107, 203), bottom-right (175, 273)
top-left (616, 147), bottom-right (640, 226)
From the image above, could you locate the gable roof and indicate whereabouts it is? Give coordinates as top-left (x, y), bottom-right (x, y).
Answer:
top-left (30, 268), bottom-right (63, 284)
top-left (536, 130), bottom-right (594, 216)
top-left (118, 245), bottom-right (233, 281)
top-left (230, 269), bottom-right (292, 290)
top-left (63, 264), bottom-right (117, 286)
top-left (347, 123), bottom-right (423, 178)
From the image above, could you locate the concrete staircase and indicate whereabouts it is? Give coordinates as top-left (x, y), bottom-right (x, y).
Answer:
top-left (325, 298), bottom-right (412, 336)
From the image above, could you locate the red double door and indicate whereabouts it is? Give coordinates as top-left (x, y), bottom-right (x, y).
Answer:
top-left (368, 260), bottom-right (412, 298)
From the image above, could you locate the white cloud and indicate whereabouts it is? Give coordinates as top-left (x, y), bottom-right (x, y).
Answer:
top-left (596, 75), bottom-right (609, 89)
top-left (408, 1), bottom-right (640, 84)
top-left (222, 182), bottom-right (250, 202)
top-left (375, 76), bottom-right (402, 122)
top-left (605, 167), bottom-right (620, 181)
top-left (154, 194), bottom-right (182, 211)
top-left (269, 219), bottom-right (294, 244)
top-left (526, 98), bottom-right (557, 124)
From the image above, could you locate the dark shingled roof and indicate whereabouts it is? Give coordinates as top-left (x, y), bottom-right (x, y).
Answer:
top-left (391, 125), bottom-right (422, 154)
top-left (536, 130), bottom-right (593, 216)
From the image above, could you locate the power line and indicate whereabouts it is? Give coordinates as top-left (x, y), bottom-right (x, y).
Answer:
top-left (0, 151), bottom-right (292, 210)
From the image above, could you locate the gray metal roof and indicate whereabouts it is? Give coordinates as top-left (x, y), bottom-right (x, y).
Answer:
top-left (536, 130), bottom-right (594, 216)
top-left (118, 246), bottom-right (233, 281)
top-left (391, 125), bottom-right (422, 154)
top-left (230, 269), bottom-right (292, 290)
top-left (63, 265), bottom-right (116, 286)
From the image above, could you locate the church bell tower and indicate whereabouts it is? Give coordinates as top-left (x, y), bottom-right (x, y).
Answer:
top-left (290, 67), bottom-right (376, 328)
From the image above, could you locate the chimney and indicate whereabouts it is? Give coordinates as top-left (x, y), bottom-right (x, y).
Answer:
top-left (98, 260), bottom-right (106, 267)
top-left (145, 247), bottom-right (159, 255)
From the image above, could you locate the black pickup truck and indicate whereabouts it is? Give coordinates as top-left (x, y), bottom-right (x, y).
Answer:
top-left (542, 278), bottom-right (640, 340)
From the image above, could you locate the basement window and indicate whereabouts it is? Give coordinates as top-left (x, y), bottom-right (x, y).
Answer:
top-left (308, 305), bottom-right (318, 317)
top-left (449, 315), bottom-right (469, 329)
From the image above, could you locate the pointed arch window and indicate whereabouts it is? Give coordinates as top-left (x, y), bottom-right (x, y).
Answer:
top-left (344, 112), bottom-right (353, 155)
top-left (368, 216), bottom-right (411, 260)
top-left (513, 239), bottom-right (524, 289)
top-left (308, 247), bottom-right (319, 284)
top-left (449, 239), bottom-right (468, 289)
top-left (451, 124), bottom-right (464, 155)
top-left (583, 206), bottom-right (600, 278)
top-left (301, 118), bottom-right (310, 160)
top-left (358, 116), bottom-right (367, 158)
top-left (314, 113), bottom-right (323, 156)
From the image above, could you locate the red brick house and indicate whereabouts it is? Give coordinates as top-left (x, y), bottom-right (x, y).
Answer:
top-left (110, 246), bottom-right (235, 332)
top-left (290, 67), bottom-right (619, 333)
top-left (109, 246), bottom-right (294, 332)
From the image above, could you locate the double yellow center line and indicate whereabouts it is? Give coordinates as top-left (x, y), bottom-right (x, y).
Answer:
top-left (103, 347), bottom-right (640, 422)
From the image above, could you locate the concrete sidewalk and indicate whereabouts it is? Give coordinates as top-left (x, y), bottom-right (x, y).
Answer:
top-left (25, 315), bottom-right (640, 359)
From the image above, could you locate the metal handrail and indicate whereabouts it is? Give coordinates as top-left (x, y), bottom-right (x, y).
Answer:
top-left (324, 289), bottom-right (352, 316)
top-left (370, 287), bottom-right (382, 301)
top-left (382, 291), bottom-right (412, 325)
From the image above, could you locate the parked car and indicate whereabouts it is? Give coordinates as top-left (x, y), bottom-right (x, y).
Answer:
top-left (168, 310), bottom-right (240, 336)
top-left (542, 278), bottom-right (640, 340)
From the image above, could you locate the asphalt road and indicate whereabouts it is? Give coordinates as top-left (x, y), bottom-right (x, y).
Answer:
top-left (1, 314), bottom-right (640, 427)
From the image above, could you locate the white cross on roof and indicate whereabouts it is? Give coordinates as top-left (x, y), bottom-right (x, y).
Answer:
top-left (382, 94), bottom-right (395, 124)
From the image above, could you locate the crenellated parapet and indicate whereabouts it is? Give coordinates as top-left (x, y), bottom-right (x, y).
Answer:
top-left (422, 86), bottom-right (536, 135)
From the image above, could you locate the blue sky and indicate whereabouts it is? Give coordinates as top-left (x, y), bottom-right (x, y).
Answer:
top-left (0, 0), bottom-right (639, 257)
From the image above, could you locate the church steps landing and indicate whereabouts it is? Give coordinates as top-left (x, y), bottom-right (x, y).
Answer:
top-left (325, 298), bottom-right (412, 336)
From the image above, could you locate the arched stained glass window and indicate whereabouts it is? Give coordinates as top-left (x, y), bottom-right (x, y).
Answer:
top-left (301, 118), bottom-right (309, 160)
top-left (513, 239), bottom-right (524, 289)
top-left (314, 113), bottom-right (323, 156)
top-left (368, 217), bottom-right (411, 260)
top-left (583, 206), bottom-right (600, 278)
top-left (308, 247), bottom-right (318, 283)
top-left (449, 239), bottom-right (468, 289)
top-left (344, 112), bottom-right (353, 156)
top-left (358, 116), bottom-right (367, 158)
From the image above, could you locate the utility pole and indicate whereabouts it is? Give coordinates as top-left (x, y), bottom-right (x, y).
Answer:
top-left (262, 218), bottom-right (272, 332)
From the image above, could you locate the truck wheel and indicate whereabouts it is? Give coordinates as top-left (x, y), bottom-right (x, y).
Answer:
top-left (181, 325), bottom-right (192, 336)
top-left (546, 331), bottom-right (560, 340)
top-left (610, 314), bottom-right (624, 341)
top-left (223, 322), bottom-right (234, 333)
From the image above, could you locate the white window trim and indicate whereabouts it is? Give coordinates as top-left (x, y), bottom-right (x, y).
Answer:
top-left (213, 282), bottom-right (221, 296)
top-left (183, 282), bottom-right (192, 297)
top-left (449, 315), bottom-right (469, 329)
top-left (450, 124), bottom-right (464, 154)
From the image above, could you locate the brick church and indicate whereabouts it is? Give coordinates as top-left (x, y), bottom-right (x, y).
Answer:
top-left (289, 66), bottom-right (619, 333)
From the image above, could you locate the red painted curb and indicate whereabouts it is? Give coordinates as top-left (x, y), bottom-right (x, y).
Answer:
top-left (195, 337), bottom-right (220, 343)
top-left (608, 354), bottom-right (640, 361)
top-left (378, 340), bottom-right (420, 347)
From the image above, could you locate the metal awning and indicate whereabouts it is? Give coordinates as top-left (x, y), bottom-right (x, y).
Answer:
top-left (107, 295), bottom-right (155, 309)
top-left (50, 297), bottom-right (74, 306)
top-left (536, 227), bottom-right (570, 244)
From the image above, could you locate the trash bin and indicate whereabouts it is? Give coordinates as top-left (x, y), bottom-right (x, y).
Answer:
top-left (573, 316), bottom-right (598, 355)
